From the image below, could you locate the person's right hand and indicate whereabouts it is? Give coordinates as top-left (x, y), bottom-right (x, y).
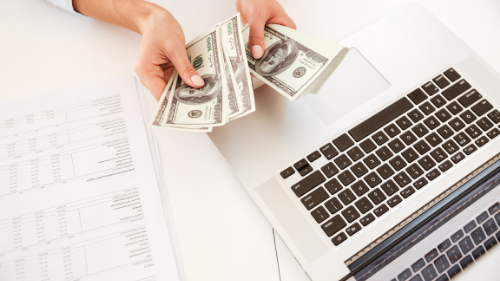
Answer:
top-left (135, 6), bottom-right (205, 101)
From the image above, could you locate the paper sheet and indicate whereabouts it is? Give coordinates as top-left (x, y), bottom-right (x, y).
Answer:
top-left (0, 76), bottom-right (182, 281)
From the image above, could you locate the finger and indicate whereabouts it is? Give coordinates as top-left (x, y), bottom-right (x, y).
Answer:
top-left (248, 18), bottom-right (266, 59)
top-left (168, 46), bottom-right (204, 88)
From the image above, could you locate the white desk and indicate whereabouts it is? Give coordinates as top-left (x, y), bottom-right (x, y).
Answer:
top-left (1, 1), bottom-right (500, 281)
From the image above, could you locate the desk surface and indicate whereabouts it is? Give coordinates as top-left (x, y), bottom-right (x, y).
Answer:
top-left (1, 1), bottom-right (500, 281)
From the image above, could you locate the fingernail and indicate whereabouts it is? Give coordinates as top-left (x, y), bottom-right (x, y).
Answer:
top-left (191, 75), bottom-right (204, 87)
top-left (252, 45), bottom-right (263, 59)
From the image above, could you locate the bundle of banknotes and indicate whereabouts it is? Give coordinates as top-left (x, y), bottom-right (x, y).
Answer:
top-left (150, 13), bottom-right (348, 132)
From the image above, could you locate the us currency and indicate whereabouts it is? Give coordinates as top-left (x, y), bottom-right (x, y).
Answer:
top-left (220, 13), bottom-right (256, 119)
top-left (242, 24), bottom-right (348, 101)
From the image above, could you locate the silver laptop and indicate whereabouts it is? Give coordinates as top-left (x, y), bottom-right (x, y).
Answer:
top-left (209, 4), bottom-right (500, 281)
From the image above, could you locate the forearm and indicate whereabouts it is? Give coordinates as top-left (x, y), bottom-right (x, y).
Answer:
top-left (72, 0), bottom-right (165, 35)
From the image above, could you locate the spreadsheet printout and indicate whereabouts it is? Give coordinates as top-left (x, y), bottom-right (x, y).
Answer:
top-left (0, 76), bottom-right (182, 281)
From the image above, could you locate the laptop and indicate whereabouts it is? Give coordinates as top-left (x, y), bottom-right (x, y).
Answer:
top-left (209, 4), bottom-right (500, 281)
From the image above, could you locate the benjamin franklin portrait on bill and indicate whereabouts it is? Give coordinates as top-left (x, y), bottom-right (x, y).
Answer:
top-left (174, 74), bottom-right (222, 105)
top-left (255, 38), bottom-right (299, 77)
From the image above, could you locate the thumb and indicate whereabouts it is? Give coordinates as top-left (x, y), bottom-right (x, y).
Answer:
top-left (169, 47), bottom-right (205, 88)
top-left (248, 18), bottom-right (266, 59)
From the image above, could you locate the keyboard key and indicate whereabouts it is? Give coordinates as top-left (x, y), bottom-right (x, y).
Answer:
top-left (311, 206), bottom-right (330, 223)
top-left (449, 117), bottom-right (466, 131)
top-left (460, 255), bottom-right (474, 270)
top-left (397, 116), bottom-right (413, 130)
top-left (351, 180), bottom-right (370, 196)
top-left (394, 171), bottom-right (412, 187)
top-left (360, 213), bottom-right (376, 226)
top-left (414, 140), bottom-right (431, 154)
top-left (280, 167), bottom-right (295, 179)
top-left (438, 160), bottom-right (453, 172)
top-left (434, 255), bottom-right (450, 274)
top-left (333, 134), bottom-right (354, 152)
top-left (348, 98), bottom-right (414, 142)
top-left (465, 124), bottom-right (481, 139)
top-left (451, 229), bottom-right (464, 243)
top-left (458, 89), bottom-right (482, 107)
top-left (385, 123), bottom-right (402, 137)
top-left (347, 146), bottom-right (365, 161)
top-left (487, 128), bottom-right (500, 139)
top-left (464, 221), bottom-right (477, 233)
top-left (402, 147), bottom-right (419, 163)
top-left (298, 164), bottom-right (313, 176)
top-left (377, 163), bottom-right (395, 179)
top-left (398, 268), bottom-right (413, 281)
top-left (372, 131), bottom-right (389, 145)
top-left (413, 178), bottom-right (428, 190)
top-left (364, 172), bottom-right (382, 188)
top-left (351, 162), bottom-right (368, 177)
top-left (445, 245), bottom-right (462, 263)
top-left (355, 197), bottom-right (373, 214)
top-left (368, 188), bottom-right (386, 204)
top-left (400, 186), bottom-right (415, 198)
top-left (389, 156), bottom-right (407, 171)
top-left (421, 264), bottom-right (437, 281)
top-left (451, 152), bottom-right (465, 164)
top-left (388, 139), bottom-right (405, 153)
top-left (325, 178), bottom-right (343, 195)
top-left (373, 204), bottom-right (389, 217)
top-left (431, 94), bottom-right (447, 108)
top-left (401, 131), bottom-right (418, 145)
top-left (430, 147), bottom-right (447, 163)
top-left (342, 206), bottom-right (360, 223)
top-left (426, 169), bottom-right (441, 181)
top-left (320, 143), bottom-right (339, 160)
top-left (376, 146), bottom-right (394, 161)
top-left (307, 151), bottom-right (322, 162)
top-left (435, 108), bottom-right (452, 122)
top-left (475, 136), bottom-right (489, 147)
top-left (325, 197), bottom-right (343, 214)
top-left (425, 248), bottom-right (439, 262)
top-left (459, 236), bottom-right (474, 254)
top-left (419, 155), bottom-right (436, 171)
top-left (338, 171), bottom-right (356, 186)
top-left (291, 171), bottom-right (326, 197)
top-left (471, 99), bottom-right (493, 117)
top-left (419, 102), bottom-right (436, 115)
top-left (410, 274), bottom-right (423, 281)
top-left (413, 124), bottom-right (430, 138)
top-left (332, 232), bottom-right (348, 245)
top-left (321, 215), bottom-right (346, 237)
top-left (363, 154), bottom-right (381, 169)
top-left (345, 222), bottom-right (362, 236)
top-left (447, 101), bottom-right (463, 115)
top-left (477, 117), bottom-right (493, 131)
top-left (301, 187), bottom-right (329, 210)
top-left (437, 125), bottom-right (454, 139)
top-left (488, 109), bottom-right (500, 123)
top-left (447, 265), bottom-right (461, 279)
top-left (426, 132), bottom-right (443, 147)
top-left (321, 162), bottom-right (339, 178)
top-left (444, 68), bottom-right (461, 82)
top-left (472, 246), bottom-right (486, 260)
top-left (387, 195), bottom-right (402, 207)
top-left (338, 189), bottom-right (356, 205)
top-left (424, 116), bottom-right (440, 130)
top-left (334, 154), bottom-right (352, 170)
top-left (484, 236), bottom-right (497, 251)
top-left (496, 213), bottom-right (500, 228)
top-left (381, 180), bottom-right (399, 196)
top-left (360, 139), bottom-right (377, 153)
top-left (454, 133), bottom-right (471, 147)
top-left (422, 82), bottom-right (439, 96)
top-left (294, 159), bottom-right (308, 170)
top-left (442, 79), bottom-right (471, 100)
top-left (463, 144), bottom-right (477, 155)
top-left (406, 163), bottom-right (424, 179)
top-left (408, 109), bottom-right (425, 122)
top-left (460, 110), bottom-right (477, 124)
top-left (433, 75), bottom-right (450, 89)
top-left (442, 140), bottom-right (460, 154)
top-left (483, 218), bottom-right (498, 236)
top-left (412, 258), bottom-right (426, 273)
top-left (471, 227), bottom-right (487, 245)
top-left (436, 275), bottom-right (450, 281)
top-left (489, 202), bottom-right (500, 215)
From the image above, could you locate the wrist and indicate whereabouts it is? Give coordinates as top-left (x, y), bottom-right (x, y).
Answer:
top-left (133, 1), bottom-right (170, 35)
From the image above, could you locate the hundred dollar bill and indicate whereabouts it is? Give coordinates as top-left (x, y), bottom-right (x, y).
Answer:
top-left (162, 27), bottom-right (227, 128)
top-left (220, 13), bottom-right (255, 119)
top-left (221, 52), bottom-right (241, 118)
top-left (242, 24), bottom-right (348, 101)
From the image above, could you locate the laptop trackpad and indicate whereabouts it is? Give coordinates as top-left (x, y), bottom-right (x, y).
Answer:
top-left (303, 48), bottom-right (391, 125)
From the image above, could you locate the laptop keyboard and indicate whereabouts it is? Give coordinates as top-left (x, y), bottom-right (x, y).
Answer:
top-left (280, 68), bottom-right (500, 246)
top-left (391, 202), bottom-right (500, 281)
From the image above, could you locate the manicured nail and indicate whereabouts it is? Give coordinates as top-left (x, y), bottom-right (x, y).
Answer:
top-left (252, 45), bottom-right (263, 59)
top-left (191, 75), bottom-right (204, 87)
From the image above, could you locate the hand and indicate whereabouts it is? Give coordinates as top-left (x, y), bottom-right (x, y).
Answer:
top-left (135, 8), bottom-right (204, 101)
top-left (236, 0), bottom-right (296, 60)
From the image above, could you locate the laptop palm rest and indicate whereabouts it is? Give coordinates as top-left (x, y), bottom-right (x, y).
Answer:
top-left (303, 48), bottom-right (391, 125)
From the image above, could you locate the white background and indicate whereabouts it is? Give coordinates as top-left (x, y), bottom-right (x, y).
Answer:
top-left (1, 1), bottom-right (499, 281)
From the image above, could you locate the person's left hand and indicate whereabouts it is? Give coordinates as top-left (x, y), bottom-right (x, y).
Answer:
top-left (236, 0), bottom-right (296, 60)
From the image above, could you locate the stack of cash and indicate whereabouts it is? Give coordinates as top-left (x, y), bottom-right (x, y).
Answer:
top-left (150, 13), bottom-right (348, 131)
